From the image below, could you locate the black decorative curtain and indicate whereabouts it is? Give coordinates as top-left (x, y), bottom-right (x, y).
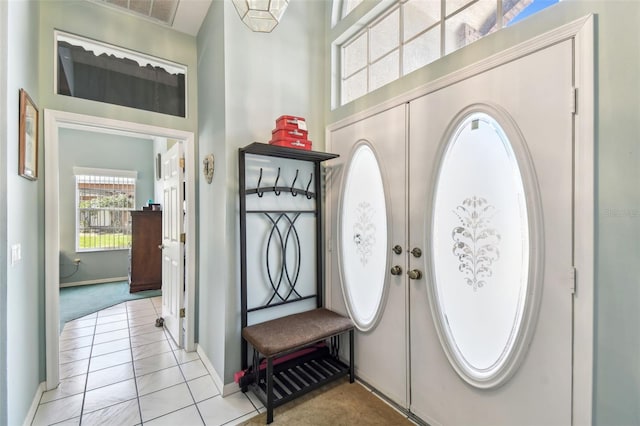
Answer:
top-left (58, 41), bottom-right (186, 117)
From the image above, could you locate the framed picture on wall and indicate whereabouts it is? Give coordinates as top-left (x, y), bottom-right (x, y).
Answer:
top-left (19, 88), bottom-right (39, 180)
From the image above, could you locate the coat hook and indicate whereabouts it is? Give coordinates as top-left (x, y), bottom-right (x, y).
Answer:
top-left (305, 173), bottom-right (313, 199)
top-left (274, 167), bottom-right (281, 196)
top-left (257, 168), bottom-right (264, 198)
top-left (290, 169), bottom-right (299, 196)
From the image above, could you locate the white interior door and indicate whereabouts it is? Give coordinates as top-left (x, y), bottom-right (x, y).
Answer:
top-left (161, 142), bottom-right (185, 347)
top-left (327, 105), bottom-right (408, 407)
top-left (408, 40), bottom-right (574, 425)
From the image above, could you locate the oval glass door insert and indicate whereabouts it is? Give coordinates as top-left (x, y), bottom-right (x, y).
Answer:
top-left (339, 142), bottom-right (388, 331)
top-left (431, 111), bottom-right (533, 387)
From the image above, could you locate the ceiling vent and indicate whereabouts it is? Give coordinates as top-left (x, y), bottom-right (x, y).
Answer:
top-left (94, 0), bottom-right (180, 26)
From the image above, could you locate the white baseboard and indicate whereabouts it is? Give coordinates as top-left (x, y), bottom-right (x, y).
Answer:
top-left (60, 277), bottom-right (129, 288)
top-left (196, 344), bottom-right (237, 396)
top-left (23, 382), bottom-right (45, 426)
top-left (222, 380), bottom-right (241, 397)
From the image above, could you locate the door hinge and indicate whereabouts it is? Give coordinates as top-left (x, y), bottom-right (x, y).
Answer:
top-left (180, 233), bottom-right (186, 243)
top-left (180, 308), bottom-right (186, 318)
top-left (179, 157), bottom-right (185, 170)
top-left (569, 266), bottom-right (577, 294)
top-left (571, 87), bottom-right (578, 114)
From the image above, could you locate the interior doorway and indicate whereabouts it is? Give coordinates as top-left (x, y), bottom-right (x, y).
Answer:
top-left (44, 110), bottom-right (197, 391)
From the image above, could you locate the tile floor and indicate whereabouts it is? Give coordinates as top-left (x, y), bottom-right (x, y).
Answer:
top-left (32, 296), bottom-right (263, 426)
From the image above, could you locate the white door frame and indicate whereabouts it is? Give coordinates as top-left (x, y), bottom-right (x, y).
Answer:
top-left (44, 109), bottom-right (197, 390)
top-left (326, 15), bottom-right (594, 425)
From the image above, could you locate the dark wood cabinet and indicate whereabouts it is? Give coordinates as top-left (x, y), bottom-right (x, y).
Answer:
top-left (129, 210), bottom-right (162, 293)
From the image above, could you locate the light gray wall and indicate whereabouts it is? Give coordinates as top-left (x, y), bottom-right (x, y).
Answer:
top-left (4, 0), bottom-right (41, 424)
top-left (58, 128), bottom-right (155, 285)
top-left (38, 0), bottom-right (198, 133)
top-left (196, 0), bottom-right (327, 384)
top-left (0, 1), bottom-right (198, 424)
top-left (196, 0), bottom-right (226, 384)
top-left (0, 2), bottom-right (7, 424)
top-left (327, 1), bottom-right (640, 425)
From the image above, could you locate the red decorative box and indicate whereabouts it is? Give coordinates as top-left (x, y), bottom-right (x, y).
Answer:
top-left (272, 128), bottom-right (308, 140)
top-left (275, 115), bottom-right (307, 132)
top-left (269, 137), bottom-right (313, 150)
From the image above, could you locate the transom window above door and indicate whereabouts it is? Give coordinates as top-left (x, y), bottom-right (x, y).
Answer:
top-left (334, 0), bottom-right (560, 106)
top-left (55, 31), bottom-right (187, 117)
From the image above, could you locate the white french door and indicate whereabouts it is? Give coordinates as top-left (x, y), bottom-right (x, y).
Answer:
top-left (328, 37), bottom-right (578, 425)
top-left (327, 104), bottom-right (409, 407)
top-left (408, 40), bottom-right (574, 425)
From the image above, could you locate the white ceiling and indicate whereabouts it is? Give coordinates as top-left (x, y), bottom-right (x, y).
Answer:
top-left (171, 0), bottom-right (213, 36)
top-left (92, 0), bottom-right (213, 37)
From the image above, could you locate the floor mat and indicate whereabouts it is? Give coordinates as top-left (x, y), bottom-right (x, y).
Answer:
top-left (59, 281), bottom-right (161, 331)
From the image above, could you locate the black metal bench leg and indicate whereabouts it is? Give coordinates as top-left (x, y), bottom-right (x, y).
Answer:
top-left (266, 357), bottom-right (274, 424)
top-left (349, 329), bottom-right (355, 383)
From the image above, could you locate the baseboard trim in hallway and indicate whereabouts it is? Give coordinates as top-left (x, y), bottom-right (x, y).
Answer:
top-left (23, 381), bottom-right (45, 426)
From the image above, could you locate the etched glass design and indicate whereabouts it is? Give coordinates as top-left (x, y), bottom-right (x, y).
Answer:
top-left (340, 143), bottom-right (388, 330)
top-left (432, 112), bottom-right (530, 384)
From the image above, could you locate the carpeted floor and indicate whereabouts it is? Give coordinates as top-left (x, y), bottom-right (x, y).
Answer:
top-left (240, 377), bottom-right (413, 425)
top-left (59, 281), bottom-right (161, 330)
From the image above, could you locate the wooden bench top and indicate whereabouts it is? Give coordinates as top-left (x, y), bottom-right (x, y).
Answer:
top-left (242, 308), bottom-right (354, 357)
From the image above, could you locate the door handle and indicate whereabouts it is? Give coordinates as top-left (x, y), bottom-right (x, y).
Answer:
top-left (410, 247), bottom-right (422, 258)
top-left (158, 244), bottom-right (165, 250)
top-left (407, 269), bottom-right (422, 280)
top-left (390, 265), bottom-right (402, 276)
top-left (392, 245), bottom-right (402, 255)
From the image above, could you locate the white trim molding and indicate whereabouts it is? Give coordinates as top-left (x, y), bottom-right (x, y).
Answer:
top-left (571, 14), bottom-right (595, 426)
top-left (59, 277), bottom-right (129, 288)
top-left (196, 344), bottom-right (225, 395)
top-left (44, 109), bottom-right (197, 391)
top-left (196, 344), bottom-right (243, 397)
top-left (22, 382), bottom-right (45, 426)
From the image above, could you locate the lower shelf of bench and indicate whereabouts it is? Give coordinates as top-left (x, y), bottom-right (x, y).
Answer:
top-left (249, 348), bottom-right (351, 410)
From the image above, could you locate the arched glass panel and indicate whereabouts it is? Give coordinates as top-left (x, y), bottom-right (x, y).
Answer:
top-left (339, 143), bottom-right (388, 331)
top-left (431, 112), bottom-right (530, 385)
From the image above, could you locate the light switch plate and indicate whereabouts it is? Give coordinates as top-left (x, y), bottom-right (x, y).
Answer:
top-left (11, 243), bottom-right (21, 266)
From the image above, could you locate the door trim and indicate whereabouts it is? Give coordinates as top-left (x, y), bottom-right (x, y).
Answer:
top-left (44, 109), bottom-right (197, 391)
top-left (326, 15), bottom-right (594, 425)
top-left (425, 104), bottom-right (545, 390)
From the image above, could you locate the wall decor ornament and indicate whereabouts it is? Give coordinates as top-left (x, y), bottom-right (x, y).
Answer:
top-left (203, 154), bottom-right (215, 184)
top-left (19, 88), bottom-right (39, 180)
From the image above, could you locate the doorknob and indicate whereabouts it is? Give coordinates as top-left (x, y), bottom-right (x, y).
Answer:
top-left (158, 244), bottom-right (165, 250)
top-left (392, 245), bottom-right (402, 255)
top-left (390, 265), bottom-right (402, 276)
top-left (410, 247), bottom-right (422, 258)
top-left (407, 269), bottom-right (422, 280)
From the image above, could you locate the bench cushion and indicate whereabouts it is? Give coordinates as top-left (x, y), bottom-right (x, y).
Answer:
top-left (242, 308), bottom-right (354, 357)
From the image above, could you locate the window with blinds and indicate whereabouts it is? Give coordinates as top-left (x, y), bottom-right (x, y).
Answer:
top-left (74, 168), bottom-right (137, 252)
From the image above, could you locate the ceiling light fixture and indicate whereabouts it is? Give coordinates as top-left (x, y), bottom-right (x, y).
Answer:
top-left (232, 0), bottom-right (290, 33)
